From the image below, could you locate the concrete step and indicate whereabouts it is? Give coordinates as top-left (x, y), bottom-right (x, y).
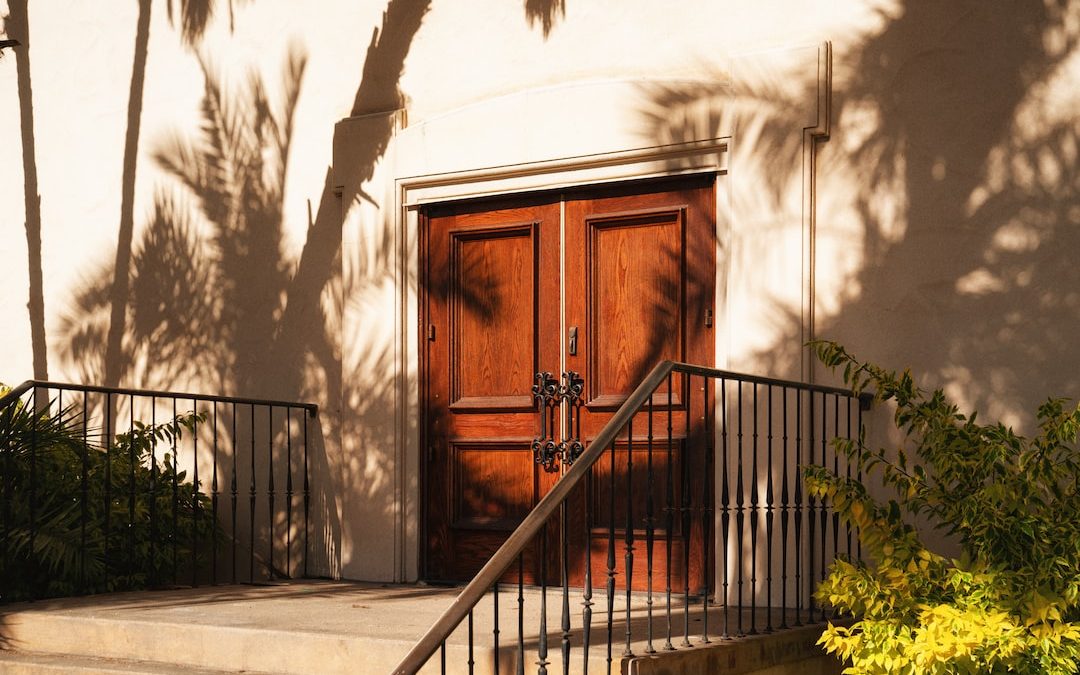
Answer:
top-left (0, 650), bottom-right (252, 674)
top-left (0, 581), bottom-right (836, 674)
top-left (0, 582), bottom-right (435, 674)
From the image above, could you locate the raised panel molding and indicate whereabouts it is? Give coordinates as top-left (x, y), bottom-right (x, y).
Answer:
top-left (586, 208), bottom-right (686, 408)
top-left (448, 223), bottom-right (538, 411)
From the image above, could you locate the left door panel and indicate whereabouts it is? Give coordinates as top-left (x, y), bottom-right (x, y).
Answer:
top-left (423, 196), bottom-right (561, 583)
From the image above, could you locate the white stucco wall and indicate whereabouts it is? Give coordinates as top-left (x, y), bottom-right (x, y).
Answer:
top-left (2, 0), bottom-right (1079, 582)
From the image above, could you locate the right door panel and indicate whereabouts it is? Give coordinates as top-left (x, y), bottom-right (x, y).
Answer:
top-left (564, 176), bottom-right (716, 593)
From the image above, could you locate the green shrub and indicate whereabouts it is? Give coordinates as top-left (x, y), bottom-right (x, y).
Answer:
top-left (1, 387), bottom-right (219, 601)
top-left (806, 342), bottom-right (1080, 674)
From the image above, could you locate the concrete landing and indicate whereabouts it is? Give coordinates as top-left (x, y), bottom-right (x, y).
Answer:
top-left (0, 581), bottom-right (838, 674)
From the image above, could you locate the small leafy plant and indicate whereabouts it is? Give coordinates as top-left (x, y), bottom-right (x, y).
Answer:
top-left (806, 342), bottom-right (1080, 674)
top-left (1, 386), bottom-right (218, 601)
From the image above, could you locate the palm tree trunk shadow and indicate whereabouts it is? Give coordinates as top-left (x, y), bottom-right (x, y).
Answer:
top-left (8, 0), bottom-right (48, 380)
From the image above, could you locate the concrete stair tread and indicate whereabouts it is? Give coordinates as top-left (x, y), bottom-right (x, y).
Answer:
top-left (0, 649), bottom-right (266, 674)
top-left (0, 581), bottom-right (834, 674)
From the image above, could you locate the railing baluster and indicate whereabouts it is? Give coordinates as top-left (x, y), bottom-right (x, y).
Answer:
top-left (749, 382), bottom-right (758, 635)
top-left (493, 582), bottom-right (501, 675)
top-left (231, 403), bottom-right (239, 584)
top-left (780, 388), bottom-right (789, 630)
top-left (844, 397), bottom-right (852, 559)
top-left (249, 404), bottom-right (256, 583)
top-left (702, 376), bottom-right (712, 644)
top-left (286, 408), bottom-right (293, 577)
top-left (80, 390), bottom-right (89, 592)
top-left (517, 554), bottom-right (525, 675)
top-left (1, 398), bottom-right (9, 599)
top-left (561, 501), bottom-right (571, 674)
top-left (794, 390), bottom-right (804, 626)
top-left (681, 381), bottom-right (692, 648)
top-left (735, 381), bottom-right (744, 636)
top-left (538, 532), bottom-right (549, 674)
top-left (606, 440), bottom-right (616, 674)
top-left (819, 391), bottom-right (828, 623)
top-left (128, 395), bottom-right (136, 580)
top-left (664, 374), bottom-right (675, 651)
top-left (832, 393), bottom-right (841, 604)
top-left (104, 391), bottom-right (112, 588)
top-left (720, 378), bottom-right (730, 639)
top-left (268, 405), bottom-right (275, 580)
top-left (582, 474), bottom-right (593, 675)
top-left (765, 385), bottom-right (775, 632)
top-left (623, 419), bottom-right (634, 658)
top-left (468, 609), bottom-right (475, 675)
top-left (173, 397), bottom-right (180, 585)
top-left (193, 398), bottom-right (200, 587)
top-left (29, 389), bottom-right (38, 597)
top-left (857, 401), bottom-right (864, 564)
top-left (806, 390), bottom-right (816, 624)
top-left (212, 402), bottom-right (219, 585)
top-left (645, 394), bottom-right (656, 654)
top-left (304, 410), bottom-right (311, 578)
top-left (150, 399), bottom-right (157, 586)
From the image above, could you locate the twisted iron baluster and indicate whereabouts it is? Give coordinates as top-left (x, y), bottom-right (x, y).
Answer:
top-left (766, 386), bottom-right (775, 632)
top-left (780, 388), bottom-right (790, 630)
top-left (749, 383), bottom-right (759, 635)
top-left (735, 382), bottom-right (745, 636)
top-left (720, 378), bottom-right (730, 639)
top-left (702, 377), bottom-right (712, 644)
top-left (794, 391), bottom-right (804, 626)
top-left (538, 534), bottom-right (549, 674)
top-left (681, 381), bottom-right (692, 648)
top-left (664, 374), bottom-right (675, 651)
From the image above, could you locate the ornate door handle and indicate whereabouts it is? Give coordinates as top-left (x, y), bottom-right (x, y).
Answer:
top-left (532, 371), bottom-right (585, 471)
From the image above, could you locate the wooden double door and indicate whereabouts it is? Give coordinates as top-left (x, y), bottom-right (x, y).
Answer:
top-left (422, 176), bottom-right (715, 589)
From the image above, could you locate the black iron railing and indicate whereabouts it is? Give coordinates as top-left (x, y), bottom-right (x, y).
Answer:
top-left (0, 380), bottom-right (318, 601)
top-left (396, 361), bottom-right (869, 674)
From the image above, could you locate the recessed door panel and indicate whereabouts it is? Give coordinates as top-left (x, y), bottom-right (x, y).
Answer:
top-left (587, 209), bottom-right (686, 409)
top-left (450, 225), bottom-right (537, 411)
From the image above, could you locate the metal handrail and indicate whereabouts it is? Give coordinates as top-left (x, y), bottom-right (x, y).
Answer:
top-left (393, 360), bottom-right (862, 674)
top-left (0, 379), bottom-right (319, 416)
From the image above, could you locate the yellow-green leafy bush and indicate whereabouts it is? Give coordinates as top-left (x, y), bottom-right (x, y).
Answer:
top-left (808, 342), bottom-right (1080, 674)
